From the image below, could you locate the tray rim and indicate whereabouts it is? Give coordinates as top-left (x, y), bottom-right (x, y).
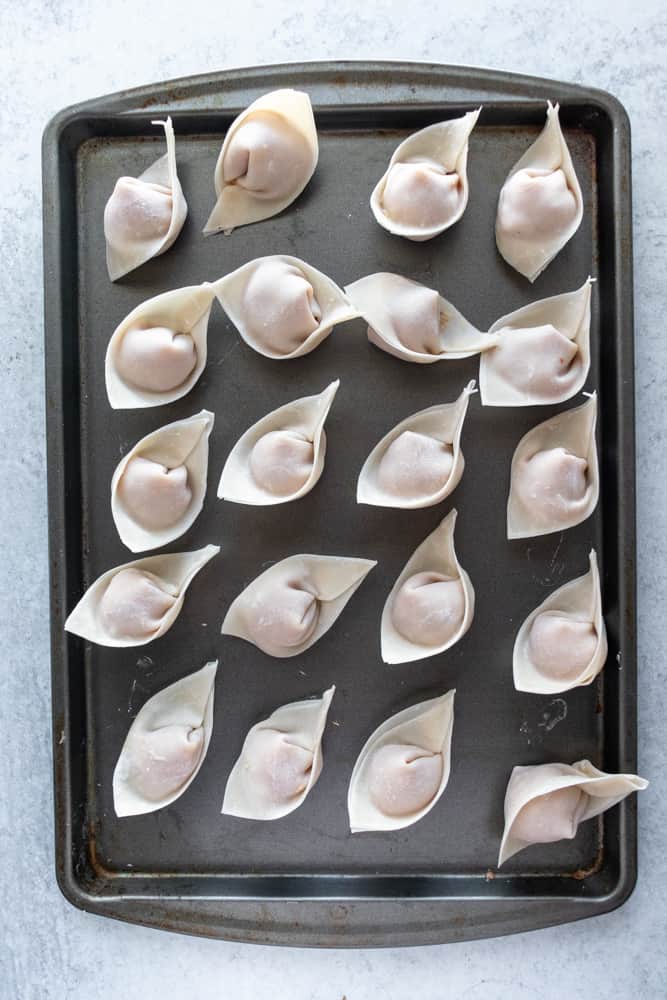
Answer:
top-left (42, 59), bottom-right (636, 946)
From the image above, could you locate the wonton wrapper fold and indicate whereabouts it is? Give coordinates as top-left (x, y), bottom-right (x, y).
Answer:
top-left (513, 549), bottom-right (607, 693)
top-left (480, 278), bottom-right (593, 406)
top-left (64, 544), bottom-right (219, 647)
top-left (498, 760), bottom-right (648, 866)
top-left (113, 661), bottom-right (217, 817)
top-left (345, 273), bottom-right (498, 363)
top-left (222, 686), bottom-right (335, 820)
top-left (111, 410), bottom-right (214, 552)
top-left (348, 690), bottom-right (455, 832)
top-left (217, 380), bottom-right (338, 505)
top-left (381, 509), bottom-right (474, 664)
top-left (357, 381), bottom-right (476, 508)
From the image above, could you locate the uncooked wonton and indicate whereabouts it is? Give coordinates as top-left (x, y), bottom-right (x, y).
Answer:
top-left (104, 117), bottom-right (187, 281)
top-left (221, 554), bottom-right (376, 658)
top-left (371, 109), bottom-right (480, 241)
top-left (348, 690), bottom-right (455, 832)
top-left (498, 760), bottom-right (648, 865)
top-left (222, 686), bottom-right (335, 820)
top-left (345, 273), bottom-right (497, 363)
top-left (495, 102), bottom-right (583, 282)
top-left (203, 89), bottom-right (318, 235)
top-left (113, 661), bottom-right (217, 817)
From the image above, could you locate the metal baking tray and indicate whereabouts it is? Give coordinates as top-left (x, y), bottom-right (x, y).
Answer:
top-left (43, 61), bottom-right (636, 946)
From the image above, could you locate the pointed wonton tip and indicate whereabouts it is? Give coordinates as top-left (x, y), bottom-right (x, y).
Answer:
top-left (322, 378), bottom-right (340, 403)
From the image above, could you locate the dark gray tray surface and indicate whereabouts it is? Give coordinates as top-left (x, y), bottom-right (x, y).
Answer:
top-left (43, 61), bottom-right (635, 945)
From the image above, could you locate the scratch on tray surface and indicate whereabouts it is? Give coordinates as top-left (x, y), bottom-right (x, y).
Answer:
top-left (217, 339), bottom-right (241, 364)
top-left (549, 532), bottom-right (564, 572)
top-left (127, 678), bottom-right (138, 713)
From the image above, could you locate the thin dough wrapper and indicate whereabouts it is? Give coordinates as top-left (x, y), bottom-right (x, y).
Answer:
top-left (221, 554), bottom-right (376, 658)
top-left (222, 686), bottom-right (335, 820)
top-left (213, 255), bottom-right (358, 360)
top-left (370, 109), bottom-right (480, 241)
top-left (111, 410), bottom-right (214, 552)
top-left (203, 89), bottom-right (318, 235)
top-left (64, 545), bottom-right (219, 648)
top-left (357, 381), bottom-right (476, 508)
top-left (348, 690), bottom-right (455, 832)
top-left (345, 273), bottom-right (498, 363)
top-left (514, 549), bottom-right (607, 693)
top-left (104, 117), bottom-right (187, 281)
top-left (480, 278), bottom-right (593, 406)
top-left (113, 661), bottom-right (217, 817)
top-left (498, 760), bottom-right (648, 866)
top-left (495, 102), bottom-right (583, 282)
top-left (218, 380), bottom-right (338, 505)
top-left (507, 393), bottom-right (599, 539)
top-left (381, 509), bottom-right (474, 664)
top-left (106, 284), bottom-right (216, 409)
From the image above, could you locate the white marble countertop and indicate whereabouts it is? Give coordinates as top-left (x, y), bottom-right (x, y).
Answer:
top-left (2, 0), bottom-right (665, 996)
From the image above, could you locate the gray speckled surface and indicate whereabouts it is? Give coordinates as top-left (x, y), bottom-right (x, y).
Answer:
top-left (2, 1), bottom-right (666, 997)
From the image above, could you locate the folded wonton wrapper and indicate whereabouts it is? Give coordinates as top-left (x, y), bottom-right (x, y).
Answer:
top-left (113, 661), bottom-right (217, 817)
top-left (105, 284), bottom-right (217, 409)
top-left (203, 89), bottom-right (318, 235)
top-left (222, 686), bottom-right (335, 821)
top-left (480, 278), bottom-right (593, 407)
top-left (381, 509), bottom-right (474, 664)
top-left (64, 544), bottom-right (219, 647)
top-left (370, 109), bottom-right (480, 241)
top-left (498, 760), bottom-right (648, 866)
top-left (221, 554), bottom-right (376, 658)
top-left (357, 381), bottom-right (476, 508)
top-left (344, 273), bottom-right (498, 363)
top-left (507, 393), bottom-right (599, 539)
top-left (217, 380), bottom-right (338, 505)
top-left (213, 255), bottom-right (358, 360)
top-left (513, 549), bottom-right (607, 694)
top-left (348, 690), bottom-right (455, 832)
top-left (495, 102), bottom-right (583, 282)
top-left (111, 410), bottom-right (214, 552)
top-left (104, 117), bottom-right (187, 282)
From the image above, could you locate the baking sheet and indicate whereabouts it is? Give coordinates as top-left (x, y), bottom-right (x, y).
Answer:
top-left (43, 62), bottom-right (636, 944)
